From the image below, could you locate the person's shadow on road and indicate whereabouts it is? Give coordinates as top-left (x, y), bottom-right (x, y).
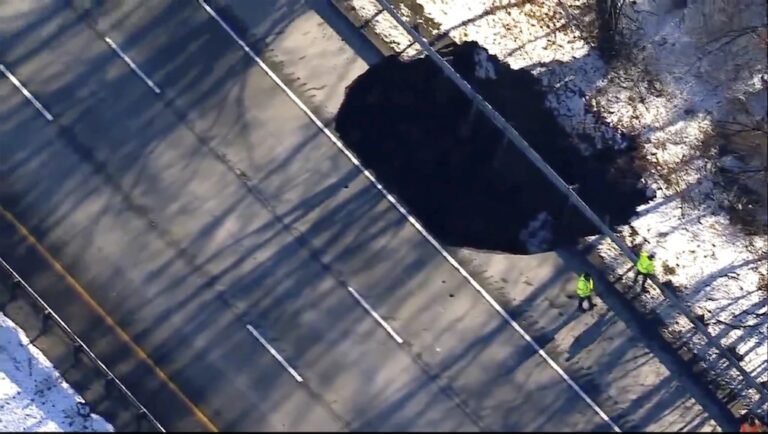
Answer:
top-left (565, 315), bottom-right (615, 361)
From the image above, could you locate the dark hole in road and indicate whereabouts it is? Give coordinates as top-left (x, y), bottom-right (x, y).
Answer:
top-left (336, 41), bottom-right (651, 254)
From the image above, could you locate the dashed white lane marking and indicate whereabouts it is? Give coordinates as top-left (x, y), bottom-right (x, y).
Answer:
top-left (246, 324), bottom-right (304, 383)
top-left (200, 1), bottom-right (619, 431)
top-left (0, 64), bottom-right (54, 121)
top-left (103, 36), bottom-right (161, 94)
top-left (345, 285), bottom-right (404, 344)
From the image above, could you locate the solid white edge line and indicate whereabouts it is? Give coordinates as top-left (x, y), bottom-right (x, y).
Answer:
top-left (246, 324), bottom-right (303, 383)
top-left (346, 286), bottom-right (404, 344)
top-left (199, 2), bottom-right (619, 431)
top-left (0, 64), bottom-right (54, 122)
top-left (103, 36), bottom-right (161, 94)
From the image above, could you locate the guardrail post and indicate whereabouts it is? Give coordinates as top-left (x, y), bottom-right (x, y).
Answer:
top-left (7, 275), bottom-right (21, 302)
top-left (136, 408), bottom-right (147, 431)
top-left (30, 309), bottom-right (51, 342)
top-left (491, 137), bottom-right (507, 170)
top-left (559, 188), bottom-right (580, 226)
top-left (103, 375), bottom-right (115, 396)
top-left (72, 341), bottom-right (83, 365)
top-left (460, 101), bottom-right (478, 137)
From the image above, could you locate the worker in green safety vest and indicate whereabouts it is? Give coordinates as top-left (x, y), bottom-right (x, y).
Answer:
top-left (632, 251), bottom-right (655, 291)
top-left (576, 272), bottom-right (595, 312)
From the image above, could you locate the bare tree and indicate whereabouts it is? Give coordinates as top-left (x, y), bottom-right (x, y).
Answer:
top-left (595, 0), bottom-right (627, 61)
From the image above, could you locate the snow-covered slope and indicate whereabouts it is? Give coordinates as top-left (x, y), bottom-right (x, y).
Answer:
top-left (0, 313), bottom-right (113, 432)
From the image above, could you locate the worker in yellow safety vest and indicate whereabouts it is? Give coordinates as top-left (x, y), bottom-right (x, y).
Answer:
top-left (576, 272), bottom-right (595, 312)
top-left (632, 251), bottom-right (655, 291)
top-left (740, 415), bottom-right (766, 432)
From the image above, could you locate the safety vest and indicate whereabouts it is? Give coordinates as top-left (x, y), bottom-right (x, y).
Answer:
top-left (636, 252), bottom-right (655, 275)
top-left (576, 274), bottom-right (594, 298)
top-left (740, 422), bottom-right (764, 432)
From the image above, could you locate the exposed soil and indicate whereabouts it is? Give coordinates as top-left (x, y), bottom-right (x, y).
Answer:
top-left (336, 42), bottom-right (650, 254)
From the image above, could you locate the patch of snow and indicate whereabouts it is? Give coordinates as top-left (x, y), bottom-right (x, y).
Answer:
top-left (342, 0), bottom-right (421, 57)
top-left (0, 313), bottom-right (113, 432)
top-left (473, 46), bottom-right (497, 80)
top-left (598, 199), bottom-right (767, 378)
top-left (519, 211), bottom-right (554, 254)
top-left (412, 0), bottom-right (594, 67)
top-left (536, 51), bottom-right (630, 152)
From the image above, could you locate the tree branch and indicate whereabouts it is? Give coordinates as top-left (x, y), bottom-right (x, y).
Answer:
top-left (706, 25), bottom-right (767, 47)
top-left (711, 317), bottom-right (766, 329)
top-left (715, 120), bottom-right (768, 136)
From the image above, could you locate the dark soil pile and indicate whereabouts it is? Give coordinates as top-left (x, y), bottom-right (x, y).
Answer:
top-left (335, 41), bottom-right (650, 254)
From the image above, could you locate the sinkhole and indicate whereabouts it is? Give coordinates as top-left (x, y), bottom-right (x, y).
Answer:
top-left (335, 41), bottom-right (651, 254)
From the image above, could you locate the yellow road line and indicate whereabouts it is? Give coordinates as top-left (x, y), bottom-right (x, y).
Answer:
top-left (0, 206), bottom-right (218, 432)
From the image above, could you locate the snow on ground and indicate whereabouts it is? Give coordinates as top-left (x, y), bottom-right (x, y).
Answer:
top-left (344, 0), bottom-right (767, 407)
top-left (473, 47), bottom-right (497, 79)
top-left (0, 313), bottom-right (113, 432)
top-left (520, 212), bottom-right (554, 254)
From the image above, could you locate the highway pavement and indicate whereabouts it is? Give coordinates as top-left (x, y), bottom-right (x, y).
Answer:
top-left (0, 0), bottom-right (729, 431)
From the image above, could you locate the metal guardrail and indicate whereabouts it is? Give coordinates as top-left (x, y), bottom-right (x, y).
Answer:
top-left (0, 257), bottom-right (165, 432)
top-left (372, 0), bottom-right (768, 405)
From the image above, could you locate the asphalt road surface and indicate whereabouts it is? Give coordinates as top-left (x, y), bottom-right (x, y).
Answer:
top-left (0, 0), bottom-right (726, 432)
